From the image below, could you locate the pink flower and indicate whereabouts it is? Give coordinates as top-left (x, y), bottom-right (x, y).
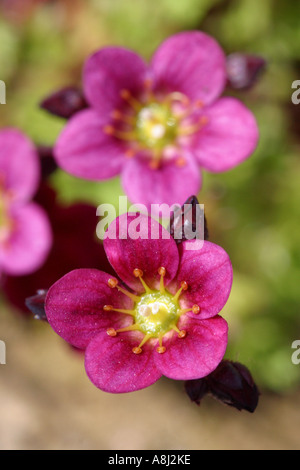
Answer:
top-left (45, 213), bottom-right (232, 393)
top-left (55, 31), bottom-right (259, 209)
top-left (0, 129), bottom-right (52, 276)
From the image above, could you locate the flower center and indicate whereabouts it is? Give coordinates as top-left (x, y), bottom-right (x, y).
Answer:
top-left (104, 267), bottom-right (201, 355)
top-left (103, 81), bottom-right (209, 170)
top-left (135, 103), bottom-right (177, 150)
top-left (135, 293), bottom-right (179, 336)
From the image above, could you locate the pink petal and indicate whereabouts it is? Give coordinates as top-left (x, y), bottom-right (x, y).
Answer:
top-left (54, 109), bottom-right (125, 180)
top-left (0, 202), bottom-right (52, 276)
top-left (104, 213), bottom-right (179, 293)
top-left (150, 31), bottom-right (226, 106)
top-left (192, 97), bottom-right (259, 172)
top-left (155, 315), bottom-right (228, 380)
top-left (121, 152), bottom-right (201, 212)
top-left (176, 240), bottom-right (233, 320)
top-left (85, 329), bottom-right (162, 393)
top-left (83, 47), bottom-right (148, 117)
top-left (45, 269), bottom-right (134, 350)
top-left (0, 129), bottom-right (40, 201)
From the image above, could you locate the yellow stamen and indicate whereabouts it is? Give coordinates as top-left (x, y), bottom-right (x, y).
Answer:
top-left (107, 278), bottom-right (140, 303)
top-left (173, 281), bottom-right (188, 302)
top-left (172, 325), bottom-right (187, 338)
top-left (120, 89), bottom-right (142, 112)
top-left (111, 109), bottom-right (135, 125)
top-left (132, 334), bottom-right (152, 354)
top-left (133, 268), bottom-right (151, 293)
top-left (103, 125), bottom-right (137, 141)
top-left (103, 305), bottom-right (136, 316)
top-left (178, 304), bottom-right (201, 315)
top-left (124, 148), bottom-right (137, 159)
top-left (149, 149), bottom-right (162, 170)
top-left (178, 116), bottom-right (209, 136)
top-left (107, 328), bottom-right (117, 337)
top-left (158, 266), bottom-right (166, 294)
top-left (175, 157), bottom-right (186, 168)
top-left (144, 78), bottom-right (155, 101)
top-left (116, 324), bottom-right (140, 334)
top-left (156, 335), bottom-right (166, 354)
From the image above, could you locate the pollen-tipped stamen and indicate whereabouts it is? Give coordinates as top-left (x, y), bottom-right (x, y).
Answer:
top-left (172, 324), bottom-right (187, 338)
top-left (156, 335), bottom-right (166, 354)
top-left (120, 89), bottom-right (143, 112)
top-left (124, 148), bottom-right (137, 159)
top-left (107, 278), bottom-right (140, 303)
top-left (144, 78), bottom-right (155, 101)
top-left (103, 305), bottom-right (136, 316)
top-left (149, 149), bottom-right (163, 170)
top-left (132, 333), bottom-right (152, 354)
top-left (111, 110), bottom-right (135, 125)
top-left (173, 281), bottom-right (188, 302)
top-left (158, 267), bottom-right (166, 294)
top-left (133, 268), bottom-right (151, 293)
top-left (178, 116), bottom-right (209, 136)
top-left (103, 125), bottom-right (137, 141)
top-left (178, 304), bottom-right (201, 315)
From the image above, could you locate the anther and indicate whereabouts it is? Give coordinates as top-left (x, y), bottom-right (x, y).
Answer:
top-left (144, 78), bottom-right (153, 90)
top-left (181, 281), bottom-right (188, 291)
top-left (158, 266), bottom-right (166, 294)
top-left (120, 89), bottom-right (131, 100)
top-left (178, 330), bottom-right (187, 338)
top-left (157, 346), bottom-right (166, 354)
top-left (149, 159), bottom-right (161, 170)
top-left (111, 110), bottom-right (122, 120)
top-left (111, 110), bottom-right (135, 125)
top-left (133, 268), bottom-right (151, 293)
top-left (108, 278), bottom-right (118, 288)
top-left (125, 148), bottom-right (136, 159)
top-left (103, 305), bottom-right (114, 311)
top-left (120, 89), bottom-right (142, 111)
top-left (158, 267), bottom-right (166, 277)
top-left (107, 328), bottom-right (117, 337)
top-left (133, 268), bottom-right (143, 278)
top-left (175, 157), bottom-right (186, 168)
top-left (103, 125), bottom-right (115, 135)
top-left (192, 305), bottom-right (201, 314)
top-left (132, 347), bottom-right (142, 355)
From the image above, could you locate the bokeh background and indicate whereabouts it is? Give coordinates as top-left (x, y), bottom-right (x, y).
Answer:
top-left (1, 0), bottom-right (300, 450)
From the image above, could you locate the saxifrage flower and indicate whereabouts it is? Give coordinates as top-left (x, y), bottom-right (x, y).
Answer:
top-left (0, 129), bottom-right (52, 276)
top-left (54, 31), bottom-right (259, 209)
top-left (45, 213), bottom-right (232, 393)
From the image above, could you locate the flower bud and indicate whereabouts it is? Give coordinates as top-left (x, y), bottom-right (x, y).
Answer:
top-left (168, 195), bottom-right (209, 244)
top-left (25, 290), bottom-right (48, 321)
top-left (185, 360), bottom-right (260, 413)
top-left (40, 86), bottom-right (88, 119)
top-left (226, 53), bottom-right (266, 90)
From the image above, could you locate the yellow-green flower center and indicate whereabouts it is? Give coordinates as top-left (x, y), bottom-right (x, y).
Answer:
top-left (135, 291), bottom-right (180, 336)
top-left (135, 103), bottom-right (178, 150)
top-left (103, 84), bottom-right (209, 169)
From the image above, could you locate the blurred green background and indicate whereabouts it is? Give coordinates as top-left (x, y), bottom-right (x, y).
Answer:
top-left (1, 0), bottom-right (300, 450)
